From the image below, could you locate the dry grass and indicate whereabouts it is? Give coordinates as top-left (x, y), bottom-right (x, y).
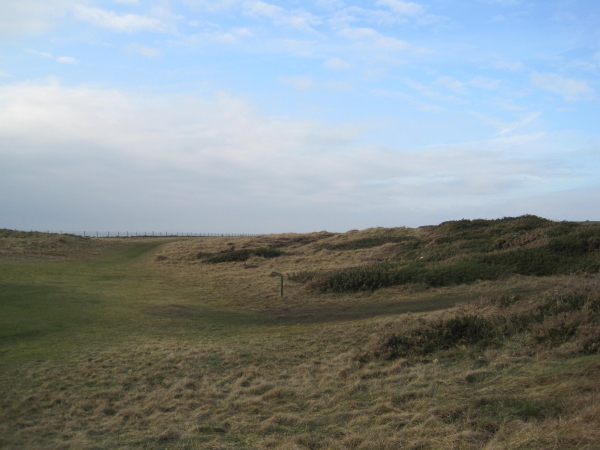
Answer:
top-left (2, 312), bottom-right (599, 449)
top-left (1, 220), bottom-right (600, 449)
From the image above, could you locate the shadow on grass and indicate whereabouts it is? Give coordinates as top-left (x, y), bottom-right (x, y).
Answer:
top-left (263, 291), bottom-right (477, 325)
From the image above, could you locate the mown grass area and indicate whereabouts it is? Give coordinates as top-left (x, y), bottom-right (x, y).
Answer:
top-left (1, 218), bottom-right (600, 449)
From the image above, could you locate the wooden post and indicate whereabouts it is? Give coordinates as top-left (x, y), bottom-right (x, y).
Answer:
top-left (280, 276), bottom-right (284, 297)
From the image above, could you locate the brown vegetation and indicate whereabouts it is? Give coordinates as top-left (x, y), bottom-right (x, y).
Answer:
top-left (1, 217), bottom-right (599, 449)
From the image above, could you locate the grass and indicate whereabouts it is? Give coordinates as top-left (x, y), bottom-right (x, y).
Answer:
top-left (1, 218), bottom-right (600, 449)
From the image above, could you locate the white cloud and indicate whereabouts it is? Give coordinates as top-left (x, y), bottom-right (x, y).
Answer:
top-left (471, 112), bottom-right (541, 136)
top-left (488, 132), bottom-right (546, 146)
top-left (436, 76), bottom-right (465, 93)
top-left (0, 0), bottom-right (78, 36)
top-left (183, 0), bottom-right (243, 12)
top-left (233, 27), bottom-right (254, 36)
top-left (531, 72), bottom-right (594, 102)
top-left (242, 1), bottom-right (320, 32)
top-left (487, 59), bottom-right (526, 72)
top-left (338, 27), bottom-right (410, 51)
top-left (418, 104), bottom-right (444, 113)
top-left (331, 2), bottom-right (440, 28)
top-left (27, 49), bottom-right (79, 64)
top-left (468, 76), bottom-right (501, 90)
top-left (27, 49), bottom-right (54, 58)
top-left (482, 0), bottom-right (521, 5)
top-left (371, 89), bottom-right (413, 101)
top-left (314, 0), bottom-right (345, 10)
top-left (278, 76), bottom-right (314, 90)
top-left (338, 27), bottom-right (380, 39)
top-left (124, 43), bottom-right (162, 57)
top-left (375, 0), bottom-right (424, 16)
top-left (495, 98), bottom-right (525, 111)
top-left (56, 56), bottom-right (78, 64)
top-left (0, 71), bottom-right (11, 77)
top-left (1, 82), bottom-right (575, 231)
top-left (72, 5), bottom-right (168, 33)
top-left (324, 57), bottom-right (352, 69)
top-left (404, 79), bottom-right (463, 102)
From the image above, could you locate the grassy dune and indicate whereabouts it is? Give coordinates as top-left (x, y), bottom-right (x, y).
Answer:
top-left (1, 217), bottom-right (599, 449)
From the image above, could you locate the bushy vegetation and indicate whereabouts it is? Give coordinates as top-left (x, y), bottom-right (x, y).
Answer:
top-left (320, 235), bottom-right (418, 251)
top-left (287, 270), bottom-right (320, 284)
top-left (369, 275), bottom-right (600, 361)
top-left (198, 247), bottom-right (285, 263)
top-left (303, 217), bottom-right (600, 293)
top-left (372, 315), bottom-right (500, 359)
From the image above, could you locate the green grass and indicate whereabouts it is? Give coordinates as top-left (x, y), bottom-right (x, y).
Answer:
top-left (0, 240), bottom-right (265, 364)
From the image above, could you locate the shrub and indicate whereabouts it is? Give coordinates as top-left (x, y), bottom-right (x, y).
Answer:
top-left (287, 271), bottom-right (319, 284)
top-left (311, 260), bottom-right (508, 293)
top-left (202, 247), bottom-right (285, 263)
top-left (374, 315), bottom-right (500, 359)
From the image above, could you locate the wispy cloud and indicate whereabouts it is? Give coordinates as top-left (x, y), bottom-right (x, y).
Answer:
top-left (436, 76), bottom-right (465, 93)
top-left (404, 78), bottom-right (463, 102)
top-left (531, 72), bottom-right (594, 102)
top-left (487, 58), bottom-right (526, 72)
top-left (375, 0), bottom-right (424, 16)
top-left (338, 27), bottom-right (410, 51)
top-left (27, 49), bottom-right (78, 64)
top-left (471, 112), bottom-right (541, 135)
top-left (73, 5), bottom-right (168, 33)
top-left (324, 57), bottom-right (352, 69)
top-left (241, 1), bottom-right (320, 32)
top-left (278, 75), bottom-right (314, 90)
top-left (56, 56), bottom-right (78, 64)
top-left (124, 43), bottom-right (162, 57)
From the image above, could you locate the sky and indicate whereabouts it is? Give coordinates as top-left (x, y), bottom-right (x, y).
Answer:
top-left (1, 0), bottom-right (599, 233)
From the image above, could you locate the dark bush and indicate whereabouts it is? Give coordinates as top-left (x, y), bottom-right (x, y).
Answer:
top-left (287, 271), bottom-right (319, 284)
top-left (547, 222), bottom-right (581, 237)
top-left (202, 247), bottom-right (285, 263)
top-left (377, 315), bottom-right (499, 359)
top-left (253, 247), bottom-right (285, 258)
top-left (312, 260), bottom-right (508, 293)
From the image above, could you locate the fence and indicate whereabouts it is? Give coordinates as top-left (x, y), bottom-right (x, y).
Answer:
top-left (36, 231), bottom-right (258, 238)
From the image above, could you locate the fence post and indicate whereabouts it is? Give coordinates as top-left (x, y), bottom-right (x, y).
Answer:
top-left (280, 276), bottom-right (284, 297)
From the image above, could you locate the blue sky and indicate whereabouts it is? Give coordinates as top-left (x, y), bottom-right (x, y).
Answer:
top-left (1, 0), bottom-right (599, 233)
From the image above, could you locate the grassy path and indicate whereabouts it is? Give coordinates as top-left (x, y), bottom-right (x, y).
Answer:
top-left (0, 239), bottom-right (263, 365)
